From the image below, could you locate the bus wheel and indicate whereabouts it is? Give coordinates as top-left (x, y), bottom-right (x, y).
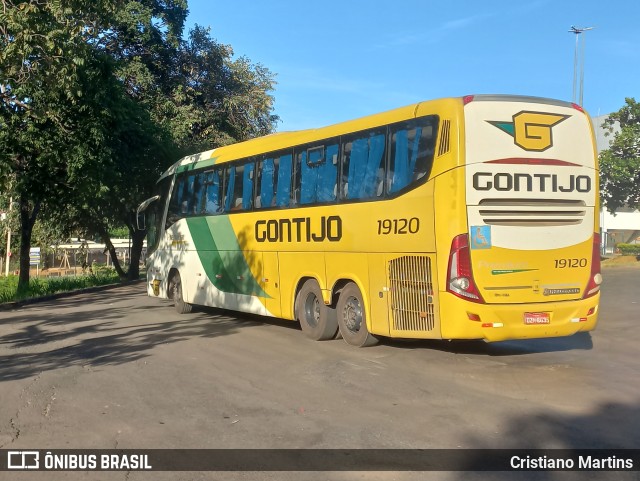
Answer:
top-left (296, 279), bottom-right (338, 341)
top-left (337, 283), bottom-right (378, 347)
top-left (171, 271), bottom-right (193, 314)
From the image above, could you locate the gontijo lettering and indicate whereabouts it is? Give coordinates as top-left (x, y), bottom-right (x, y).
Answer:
top-left (255, 216), bottom-right (342, 243)
top-left (472, 172), bottom-right (591, 193)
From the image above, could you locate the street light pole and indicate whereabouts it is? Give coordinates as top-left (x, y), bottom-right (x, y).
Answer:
top-left (569, 26), bottom-right (594, 106)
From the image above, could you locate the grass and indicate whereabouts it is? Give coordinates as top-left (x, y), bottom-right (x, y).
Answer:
top-left (0, 270), bottom-right (124, 304)
top-left (601, 255), bottom-right (640, 267)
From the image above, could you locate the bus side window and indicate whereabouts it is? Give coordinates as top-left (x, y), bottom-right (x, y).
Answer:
top-left (256, 157), bottom-right (277, 209)
top-left (388, 117), bottom-right (438, 194)
top-left (242, 161), bottom-right (254, 210)
top-left (167, 175), bottom-right (186, 226)
top-left (203, 170), bottom-right (222, 214)
top-left (224, 165), bottom-right (243, 212)
top-left (297, 148), bottom-right (312, 204)
top-left (298, 143), bottom-right (337, 204)
top-left (193, 172), bottom-right (206, 214)
top-left (276, 153), bottom-right (292, 207)
top-left (182, 174), bottom-right (194, 214)
top-left (340, 130), bottom-right (386, 200)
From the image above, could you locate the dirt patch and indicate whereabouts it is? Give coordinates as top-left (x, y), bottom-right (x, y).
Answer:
top-left (602, 255), bottom-right (640, 268)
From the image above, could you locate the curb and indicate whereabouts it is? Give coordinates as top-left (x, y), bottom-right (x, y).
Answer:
top-left (0, 279), bottom-right (145, 311)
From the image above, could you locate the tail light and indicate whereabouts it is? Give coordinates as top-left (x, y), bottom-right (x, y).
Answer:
top-left (583, 233), bottom-right (603, 298)
top-left (447, 234), bottom-right (484, 303)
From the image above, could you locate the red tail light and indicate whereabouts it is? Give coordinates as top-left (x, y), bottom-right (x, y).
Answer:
top-left (447, 234), bottom-right (484, 303)
top-left (583, 233), bottom-right (603, 298)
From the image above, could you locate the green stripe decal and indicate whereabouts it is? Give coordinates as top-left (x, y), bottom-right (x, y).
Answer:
top-left (186, 217), bottom-right (270, 297)
top-left (491, 269), bottom-right (538, 275)
top-left (176, 156), bottom-right (218, 174)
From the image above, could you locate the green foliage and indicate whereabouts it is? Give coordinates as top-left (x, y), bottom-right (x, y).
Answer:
top-left (0, 271), bottom-right (122, 303)
top-left (616, 243), bottom-right (640, 256)
top-left (599, 98), bottom-right (640, 213)
top-left (1, 0), bottom-right (279, 288)
top-left (108, 226), bottom-right (130, 239)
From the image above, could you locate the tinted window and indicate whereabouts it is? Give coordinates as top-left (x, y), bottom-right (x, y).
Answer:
top-left (147, 176), bottom-right (171, 250)
top-left (387, 117), bottom-right (438, 194)
top-left (256, 151), bottom-right (294, 209)
top-left (295, 141), bottom-right (339, 205)
top-left (203, 170), bottom-right (223, 215)
top-left (167, 174), bottom-right (192, 225)
top-left (340, 129), bottom-right (386, 200)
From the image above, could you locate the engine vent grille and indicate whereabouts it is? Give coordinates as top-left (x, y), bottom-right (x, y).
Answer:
top-left (389, 256), bottom-right (435, 331)
top-left (438, 120), bottom-right (451, 156)
top-left (477, 199), bottom-right (586, 227)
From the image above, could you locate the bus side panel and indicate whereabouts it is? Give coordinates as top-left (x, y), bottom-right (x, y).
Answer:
top-left (262, 251), bottom-right (282, 318)
top-left (365, 253), bottom-right (390, 338)
top-left (278, 251), bottom-right (327, 321)
top-left (433, 166), bottom-right (469, 307)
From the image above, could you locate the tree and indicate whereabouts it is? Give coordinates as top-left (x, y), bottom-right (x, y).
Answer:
top-left (599, 98), bottom-right (640, 213)
top-left (1, 0), bottom-right (279, 288)
top-left (66, 10), bottom-right (278, 280)
top-left (0, 0), bottom-right (120, 290)
top-left (65, 20), bottom-right (278, 281)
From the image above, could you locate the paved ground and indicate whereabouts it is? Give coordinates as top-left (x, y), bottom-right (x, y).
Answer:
top-left (0, 267), bottom-right (638, 480)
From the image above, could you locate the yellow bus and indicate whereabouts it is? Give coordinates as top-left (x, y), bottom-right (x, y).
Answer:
top-left (138, 95), bottom-right (601, 347)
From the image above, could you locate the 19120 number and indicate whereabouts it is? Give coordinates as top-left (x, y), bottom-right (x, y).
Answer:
top-left (377, 218), bottom-right (420, 235)
top-left (554, 258), bottom-right (587, 268)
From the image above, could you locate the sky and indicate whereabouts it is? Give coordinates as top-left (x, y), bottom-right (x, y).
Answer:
top-left (185, 0), bottom-right (639, 132)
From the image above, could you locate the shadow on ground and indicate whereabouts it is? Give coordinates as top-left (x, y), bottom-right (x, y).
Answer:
top-left (0, 288), bottom-right (270, 382)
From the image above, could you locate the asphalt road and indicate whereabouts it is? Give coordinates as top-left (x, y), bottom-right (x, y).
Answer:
top-left (0, 267), bottom-right (639, 481)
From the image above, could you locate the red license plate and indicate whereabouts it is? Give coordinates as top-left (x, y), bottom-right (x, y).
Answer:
top-left (524, 312), bottom-right (550, 325)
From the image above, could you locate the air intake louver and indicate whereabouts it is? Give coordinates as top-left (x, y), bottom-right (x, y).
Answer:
top-left (389, 256), bottom-right (435, 331)
top-left (438, 119), bottom-right (451, 156)
top-left (478, 199), bottom-right (586, 227)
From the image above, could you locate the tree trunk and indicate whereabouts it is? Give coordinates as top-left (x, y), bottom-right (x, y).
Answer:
top-left (17, 195), bottom-right (40, 294)
top-left (96, 226), bottom-right (127, 280)
top-left (127, 225), bottom-right (145, 281)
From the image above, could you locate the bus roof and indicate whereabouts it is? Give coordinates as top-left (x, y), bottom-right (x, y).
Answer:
top-left (158, 99), bottom-right (435, 180)
top-left (158, 94), bottom-right (581, 180)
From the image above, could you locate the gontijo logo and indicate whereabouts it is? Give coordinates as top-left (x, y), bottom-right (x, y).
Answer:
top-left (488, 111), bottom-right (570, 152)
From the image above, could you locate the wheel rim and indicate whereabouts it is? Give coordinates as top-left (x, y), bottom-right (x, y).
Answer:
top-left (303, 293), bottom-right (320, 328)
top-left (343, 295), bottom-right (362, 333)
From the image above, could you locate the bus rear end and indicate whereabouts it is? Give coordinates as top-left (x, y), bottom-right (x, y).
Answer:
top-left (441, 95), bottom-right (600, 341)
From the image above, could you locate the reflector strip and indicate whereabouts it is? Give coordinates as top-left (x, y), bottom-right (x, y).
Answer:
top-left (481, 322), bottom-right (504, 328)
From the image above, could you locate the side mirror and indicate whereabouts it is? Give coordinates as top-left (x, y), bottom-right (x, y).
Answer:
top-left (136, 195), bottom-right (160, 231)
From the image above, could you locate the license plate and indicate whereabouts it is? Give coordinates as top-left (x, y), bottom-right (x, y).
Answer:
top-left (524, 312), bottom-right (550, 325)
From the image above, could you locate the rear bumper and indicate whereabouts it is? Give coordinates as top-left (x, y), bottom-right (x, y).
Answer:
top-left (439, 291), bottom-right (600, 342)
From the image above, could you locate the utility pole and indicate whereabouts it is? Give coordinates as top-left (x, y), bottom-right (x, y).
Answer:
top-left (569, 26), bottom-right (594, 106)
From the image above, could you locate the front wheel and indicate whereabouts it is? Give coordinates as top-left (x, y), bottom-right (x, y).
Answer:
top-left (336, 283), bottom-right (378, 347)
top-left (171, 271), bottom-right (192, 314)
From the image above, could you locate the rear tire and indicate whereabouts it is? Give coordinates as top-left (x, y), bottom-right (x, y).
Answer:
top-left (171, 271), bottom-right (193, 314)
top-left (296, 279), bottom-right (338, 340)
top-left (336, 282), bottom-right (378, 347)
